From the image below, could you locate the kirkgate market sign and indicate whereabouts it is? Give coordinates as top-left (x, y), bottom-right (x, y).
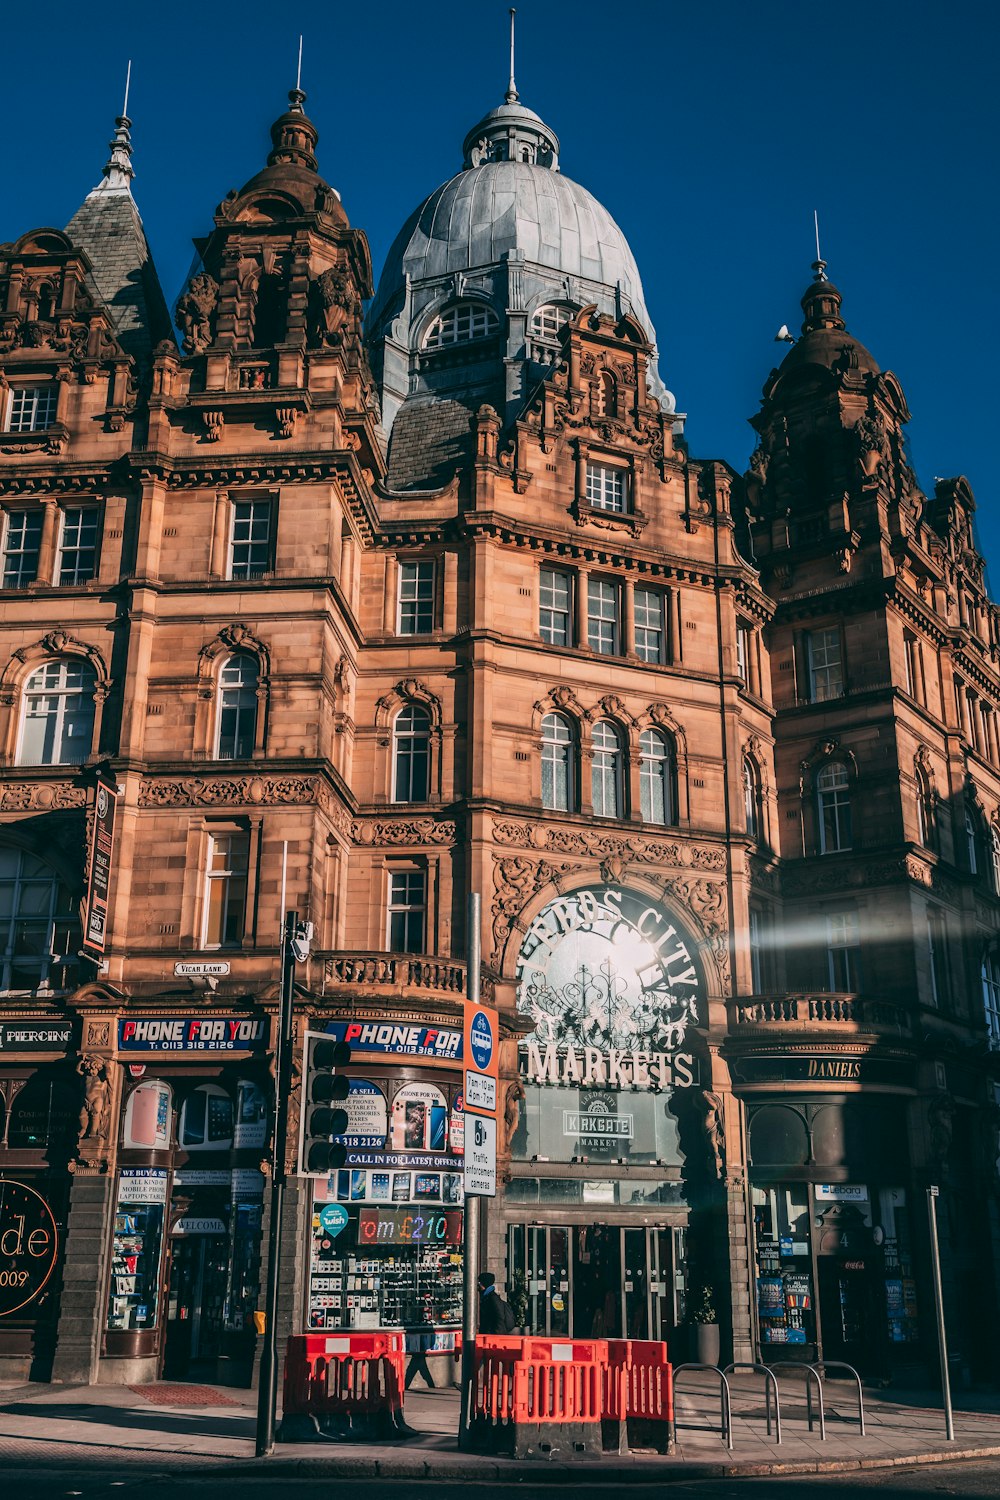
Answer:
top-left (516, 887), bottom-right (703, 1091)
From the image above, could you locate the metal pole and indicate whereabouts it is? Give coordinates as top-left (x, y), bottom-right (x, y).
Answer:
top-left (255, 910), bottom-right (297, 1457)
top-left (458, 892), bottom-right (482, 1452)
top-left (927, 1186), bottom-right (954, 1441)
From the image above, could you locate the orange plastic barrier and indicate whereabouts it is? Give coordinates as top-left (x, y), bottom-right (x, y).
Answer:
top-left (280, 1332), bottom-right (407, 1441)
top-left (604, 1338), bottom-right (674, 1453)
top-left (473, 1335), bottom-right (605, 1458)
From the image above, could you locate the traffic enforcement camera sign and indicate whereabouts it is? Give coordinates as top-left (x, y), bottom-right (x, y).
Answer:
top-left (463, 999), bottom-right (498, 1117)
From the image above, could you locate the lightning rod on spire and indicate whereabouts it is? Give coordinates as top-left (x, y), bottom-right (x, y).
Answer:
top-left (814, 209), bottom-right (822, 264)
top-left (506, 8), bottom-right (518, 103)
top-left (296, 35), bottom-right (303, 92)
top-left (122, 59), bottom-right (132, 119)
top-left (812, 208), bottom-right (827, 281)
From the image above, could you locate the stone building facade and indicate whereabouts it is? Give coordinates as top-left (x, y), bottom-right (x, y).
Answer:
top-left (0, 75), bottom-right (998, 1388)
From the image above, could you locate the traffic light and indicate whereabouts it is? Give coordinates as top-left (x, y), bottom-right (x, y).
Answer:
top-left (300, 1033), bottom-right (353, 1174)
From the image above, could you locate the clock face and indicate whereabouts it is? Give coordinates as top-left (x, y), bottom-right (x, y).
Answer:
top-left (515, 886), bottom-right (703, 1053)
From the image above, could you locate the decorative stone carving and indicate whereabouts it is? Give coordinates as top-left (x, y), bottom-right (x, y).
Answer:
top-left (138, 774), bottom-right (318, 808)
top-left (698, 1090), bottom-right (726, 1180)
top-left (351, 818), bottom-right (456, 847)
top-left (77, 1055), bottom-right (110, 1144)
top-left (491, 854), bottom-right (586, 961)
top-left (0, 783), bottom-right (87, 811)
top-left (503, 1080), bottom-right (525, 1152)
top-left (314, 266), bottom-right (359, 348)
top-left (175, 272), bottom-right (220, 354)
top-left (275, 407), bottom-right (298, 439)
top-left (203, 410), bottom-right (225, 442)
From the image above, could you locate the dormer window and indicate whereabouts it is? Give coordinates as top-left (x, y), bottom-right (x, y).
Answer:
top-left (5, 385), bottom-right (57, 434)
top-left (531, 304), bottom-right (574, 341)
top-left (423, 303), bottom-right (498, 350)
top-left (586, 461), bottom-right (627, 513)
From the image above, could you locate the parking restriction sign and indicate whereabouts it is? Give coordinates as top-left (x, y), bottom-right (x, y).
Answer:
top-left (462, 999), bottom-right (498, 1117)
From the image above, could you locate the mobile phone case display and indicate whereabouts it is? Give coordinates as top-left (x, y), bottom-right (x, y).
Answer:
top-left (107, 1168), bottom-right (168, 1331)
top-left (752, 1184), bottom-right (815, 1345)
top-left (878, 1188), bottom-right (919, 1344)
top-left (308, 1203), bottom-right (463, 1336)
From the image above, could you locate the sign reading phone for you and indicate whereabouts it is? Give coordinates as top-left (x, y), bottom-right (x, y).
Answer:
top-left (463, 999), bottom-right (499, 1197)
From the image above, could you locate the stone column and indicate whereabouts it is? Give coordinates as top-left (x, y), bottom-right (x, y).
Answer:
top-left (50, 1173), bottom-right (114, 1385)
top-left (251, 1178), bottom-right (306, 1391)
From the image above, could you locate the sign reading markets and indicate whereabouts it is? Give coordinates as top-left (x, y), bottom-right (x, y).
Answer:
top-left (118, 1016), bottom-right (269, 1051)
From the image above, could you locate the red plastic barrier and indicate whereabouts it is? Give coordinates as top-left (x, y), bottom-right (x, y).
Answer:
top-left (281, 1332), bottom-right (406, 1439)
top-left (603, 1339), bottom-right (674, 1452)
top-left (473, 1334), bottom-right (604, 1457)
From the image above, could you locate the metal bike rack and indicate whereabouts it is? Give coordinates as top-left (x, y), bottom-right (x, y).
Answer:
top-left (810, 1360), bottom-right (865, 1436)
top-left (722, 1361), bottom-right (782, 1444)
top-left (672, 1363), bottom-right (733, 1449)
top-left (770, 1360), bottom-right (826, 1440)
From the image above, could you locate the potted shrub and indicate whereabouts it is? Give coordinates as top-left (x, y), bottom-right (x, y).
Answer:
top-left (508, 1269), bottom-right (529, 1332)
top-left (689, 1284), bottom-right (720, 1366)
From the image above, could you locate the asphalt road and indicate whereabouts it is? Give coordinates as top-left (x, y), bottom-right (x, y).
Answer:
top-left (8, 1462), bottom-right (1000, 1500)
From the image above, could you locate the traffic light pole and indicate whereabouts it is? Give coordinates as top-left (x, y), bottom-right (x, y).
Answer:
top-left (255, 910), bottom-right (297, 1458)
top-left (458, 892), bottom-right (481, 1452)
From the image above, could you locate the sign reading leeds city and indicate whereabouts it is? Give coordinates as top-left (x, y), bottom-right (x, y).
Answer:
top-left (0, 1179), bottom-right (59, 1318)
top-left (516, 886), bottom-right (703, 1091)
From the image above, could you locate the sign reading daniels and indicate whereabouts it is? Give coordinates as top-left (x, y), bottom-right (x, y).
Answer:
top-left (0, 1179), bottom-right (59, 1317)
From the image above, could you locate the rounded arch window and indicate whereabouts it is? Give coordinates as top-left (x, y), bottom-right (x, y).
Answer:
top-left (18, 658), bottom-right (97, 766)
top-left (530, 304), bottom-right (575, 342)
top-left (179, 1084), bottom-right (235, 1151)
top-left (392, 704), bottom-right (431, 802)
top-left (748, 1105), bottom-right (809, 1169)
top-left (541, 712), bottom-right (574, 811)
top-left (0, 844), bottom-right (79, 993)
top-left (991, 824), bottom-right (1000, 895)
top-left (216, 654), bottom-right (259, 760)
top-left (591, 720), bottom-right (624, 818)
top-left (640, 728), bottom-right (675, 825)
top-left (123, 1080), bottom-right (172, 1150)
top-left (817, 761), bottom-right (852, 853)
top-left (423, 302), bottom-right (498, 350)
top-left (743, 756), bottom-right (762, 839)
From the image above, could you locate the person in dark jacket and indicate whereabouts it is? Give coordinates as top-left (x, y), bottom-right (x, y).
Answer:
top-left (478, 1271), bottom-right (516, 1334)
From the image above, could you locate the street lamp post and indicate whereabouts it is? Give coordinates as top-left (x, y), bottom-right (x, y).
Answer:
top-left (255, 910), bottom-right (301, 1458)
top-left (927, 1185), bottom-right (954, 1442)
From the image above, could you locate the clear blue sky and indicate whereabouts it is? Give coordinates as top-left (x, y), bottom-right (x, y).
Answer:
top-left (7, 1), bottom-right (995, 567)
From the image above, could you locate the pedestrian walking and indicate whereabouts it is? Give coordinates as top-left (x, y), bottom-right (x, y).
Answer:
top-left (404, 1294), bottom-right (436, 1389)
top-left (477, 1271), bottom-right (517, 1334)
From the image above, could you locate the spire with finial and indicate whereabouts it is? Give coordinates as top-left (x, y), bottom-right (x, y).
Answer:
top-left (94, 59), bottom-right (135, 194)
top-left (800, 210), bottom-right (846, 334)
top-left (506, 8), bottom-right (518, 103)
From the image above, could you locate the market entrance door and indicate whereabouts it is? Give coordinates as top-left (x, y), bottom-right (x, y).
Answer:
top-left (163, 1234), bottom-right (228, 1379)
top-left (509, 1223), bottom-right (681, 1340)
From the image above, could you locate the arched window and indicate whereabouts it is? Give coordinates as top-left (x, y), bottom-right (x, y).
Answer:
top-left (393, 705), bottom-right (431, 802)
top-left (591, 720), bottom-right (624, 819)
top-left (966, 803), bottom-right (980, 875)
top-left (991, 825), bottom-right (1000, 896)
top-left (0, 845), bottom-right (79, 992)
top-left (530, 305), bottom-right (575, 342)
top-left (593, 371), bottom-right (616, 418)
top-left (216, 654), bottom-right (259, 760)
top-left (640, 728), bottom-right (674, 825)
top-left (423, 302), bottom-right (498, 350)
top-left (743, 757), bottom-right (762, 839)
top-left (916, 766), bottom-right (937, 849)
top-left (36, 283), bottom-right (56, 322)
top-left (817, 762), bottom-right (852, 853)
top-left (541, 713), bottom-right (574, 811)
top-left (18, 659), bottom-right (97, 766)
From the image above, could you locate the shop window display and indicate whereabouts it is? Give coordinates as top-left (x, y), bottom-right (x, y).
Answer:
top-left (106, 1168), bottom-right (168, 1332)
top-left (752, 1184), bottom-right (815, 1346)
top-left (179, 1084), bottom-right (235, 1151)
top-left (123, 1080), bottom-right (171, 1150)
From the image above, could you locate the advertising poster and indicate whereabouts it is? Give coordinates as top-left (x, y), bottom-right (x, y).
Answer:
top-left (338, 1081), bottom-right (389, 1149)
top-left (390, 1082), bottom-right (449, 1153)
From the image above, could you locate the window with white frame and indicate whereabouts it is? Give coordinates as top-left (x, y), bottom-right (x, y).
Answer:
top-left (736, 621), bottom-right (752, 686)
top-left (5, 385), bottom-right (57, 433)
top-left (916, 765), bottom-right (937, 849)
top-left (639, 728), bottom-right (674, 825)
top-left (585, 462), bottom-right (627, 513)
top-left (539, 567), bottom-right (572, 646)
top-left (387, 870), bottom-right (426, 953)
top-left (530, 304), bottom-right (575, 342)
top-left (57, 506), bottom-right (99, 585)
top-left (926, 907), bottom-right (952, 1008)
top-left (2, 508), bottom-right (43, 588)
top-left (591, 720), bottom-right (624, 819)
top-left (203, 830), bottom-right (250, 948)
top-left (392, 705), bottom-right (431, 802)
top-left (423, 303), bottom-right (497, 350)
top-left (18, 659), bottom-right (97, 766)
top-left (982, 947), bottom-right (1000, 1048)
top-left (587, 578), bottom-right (620, 654)
top-left (634, 588), bottom-right (666, 664)
top-left (826, 909), bottom-right (861, 991)
top-left (0, 846), bottom-right (79, 993)
top-left (397, 560), bottom-right (435, 635)
top-left (229, 499), bottom-right (273, 580)
top-left (805, 626), bottom-right (844, 702)
top-left (817, 761), bottom-right (852, 853)
top-left (216, 655), bottom-right (259, 760)
top-left (541, 713), bottom-right (574, 811)
top-left (743, 757), bottom-right (762, 839)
